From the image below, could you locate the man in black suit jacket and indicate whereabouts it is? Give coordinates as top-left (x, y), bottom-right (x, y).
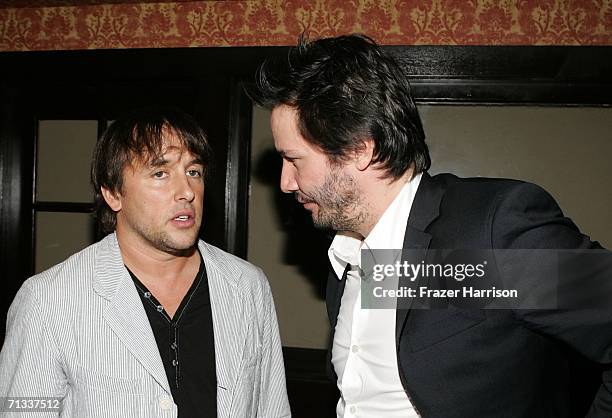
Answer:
top-left (253, 34), bottom-right (612, 417)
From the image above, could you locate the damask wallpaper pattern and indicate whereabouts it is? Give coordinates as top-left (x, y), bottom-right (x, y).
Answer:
top-left (1, 0), bottom-right (611, 51)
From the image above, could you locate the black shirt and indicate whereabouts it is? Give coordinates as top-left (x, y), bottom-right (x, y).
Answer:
top-left (128, 253), bottom-right (217, 417)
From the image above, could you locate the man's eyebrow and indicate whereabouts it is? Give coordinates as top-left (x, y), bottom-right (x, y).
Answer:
top-left (147, 156), bottom-right (203, 168)
top-left (148, 156), bottom-right (168, 167)
top-left (189, 157), bottom-right (204, 166)
top-left (277, 150), bottom-right (297, 157)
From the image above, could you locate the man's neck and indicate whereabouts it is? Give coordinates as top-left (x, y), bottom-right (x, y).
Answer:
top-left (354, 168), bottom-right (414, 238)
top-left (115, 230), bottom-right (200, 286)
top-left (117, 230), bottom-right (201, 318)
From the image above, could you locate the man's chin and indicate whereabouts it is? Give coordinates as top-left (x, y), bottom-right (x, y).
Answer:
top-left (166, 246), bottom-right (197, 257)
top-left (157, 232), bottom-right (200, 256)
top-left (302, 201), bottom-right (317, 211)
top-left (161, 240), bottom-right (198, 257)
top-left (311, 214), bottom-right (333, 231)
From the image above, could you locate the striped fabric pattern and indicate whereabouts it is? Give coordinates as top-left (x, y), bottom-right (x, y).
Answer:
top-left (0, 233), bottom-right (291, 418)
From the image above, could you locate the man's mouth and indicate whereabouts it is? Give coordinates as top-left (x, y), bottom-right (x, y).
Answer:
top-left (171, 210), bottom-right (196, 226)
top-left (295, 196), bottom-right (318, 213)
top-left (295, 193), bottom-right (314, 205)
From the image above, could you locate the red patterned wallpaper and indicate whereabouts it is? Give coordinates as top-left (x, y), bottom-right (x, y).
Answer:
top-left (1, 0), bottom-right (611, 51)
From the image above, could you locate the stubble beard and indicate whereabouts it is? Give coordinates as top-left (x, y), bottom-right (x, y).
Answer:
top-left (307, 169), bottom-right (368, 233)
top-left (132, 217), bottom-right (201, 257)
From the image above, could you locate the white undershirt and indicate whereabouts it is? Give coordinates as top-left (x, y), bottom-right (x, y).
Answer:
top-left (328, 172), bottom-right (422, 418)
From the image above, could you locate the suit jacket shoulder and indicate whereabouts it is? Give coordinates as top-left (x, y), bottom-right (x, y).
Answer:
top-left (426, 173), bottom-right (593, 249)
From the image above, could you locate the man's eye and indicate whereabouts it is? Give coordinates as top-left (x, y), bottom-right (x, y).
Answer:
top-left (153, 171), bottom-right (167, 178)
top-left (187, 169), bottom-right (202, 177)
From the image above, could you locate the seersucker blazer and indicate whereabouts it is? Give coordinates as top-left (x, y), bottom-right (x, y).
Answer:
top-left (0, 233), bottom-right (291, 418)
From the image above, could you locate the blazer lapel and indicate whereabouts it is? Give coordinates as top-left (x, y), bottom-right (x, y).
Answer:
top-left (198, 241), bottom-right (245, 413)
top-left (395, 172), bottom-right (445, 343)
top-left (93, 233), bottom-right (171, 395)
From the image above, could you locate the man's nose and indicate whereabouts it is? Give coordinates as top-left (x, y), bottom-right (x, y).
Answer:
top-left (175, 175), bottom-right (195, 201)
top-left (280, 161), bottom-right (298, 194)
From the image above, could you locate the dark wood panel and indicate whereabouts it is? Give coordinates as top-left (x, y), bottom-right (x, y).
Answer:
top-left (0, 82), bottom-right (36, 340)
top-left (2, 46), bottom-right (611, 104)
top-left (225, 82), bottom-right (252, 258)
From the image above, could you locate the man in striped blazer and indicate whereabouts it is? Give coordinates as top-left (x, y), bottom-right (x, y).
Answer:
top-left (0, 108), bottom-right (290, 417)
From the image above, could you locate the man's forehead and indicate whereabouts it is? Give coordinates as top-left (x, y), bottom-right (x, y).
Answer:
top-left (275, 137), bottom-right (327, 158)
top-left (130, 144), bottom-right (200, 167)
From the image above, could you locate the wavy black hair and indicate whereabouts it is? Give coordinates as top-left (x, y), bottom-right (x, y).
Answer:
top-left (91, 107), bottom-right (212, 235)
top-left (251, 34), bottom-right (430, 179)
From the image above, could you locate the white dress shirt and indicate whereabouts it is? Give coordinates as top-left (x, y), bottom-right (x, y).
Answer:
top-left (328, 172), bottom-right (422, 418)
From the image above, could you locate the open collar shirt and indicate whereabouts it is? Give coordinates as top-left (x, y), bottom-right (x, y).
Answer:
top-left (328, 172), bottom-right (422, 418)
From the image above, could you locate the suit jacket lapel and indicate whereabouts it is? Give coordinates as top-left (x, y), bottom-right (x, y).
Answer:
top-left (326, 266), bottom-right (347, 331)
top-left (93, 233), bottom-right (171, 395)
top-left (325, 265), bottom-right (347, 381)
top-left (325, 173), bottom-right (446, 358)
top-left (395, 172), bottom-right (445, 343)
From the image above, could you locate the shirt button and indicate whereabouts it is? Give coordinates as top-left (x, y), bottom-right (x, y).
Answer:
top-left (156, 305), bottom-right (163, 312)
top-left (144, 292), bottom-right (151, 298)
top-left (159, 396), bottom-right (173, 410)
top-left (351, 344), bottom-right (360, 353)
top-left (172, 359), bottom-right (178, 367)
top-left (171, 342), bottom-right (177, 350)
top-left (349, 405), bottom-right (357, 414)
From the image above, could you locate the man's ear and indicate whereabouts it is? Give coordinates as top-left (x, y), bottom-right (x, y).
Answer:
top-left (354, 138), bottom-right (375, 171)
top-left (100, 186), bottom-right (122, 212)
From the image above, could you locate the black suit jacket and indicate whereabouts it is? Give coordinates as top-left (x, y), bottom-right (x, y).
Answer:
top-left (326, 172), bottom-right (612, 418)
